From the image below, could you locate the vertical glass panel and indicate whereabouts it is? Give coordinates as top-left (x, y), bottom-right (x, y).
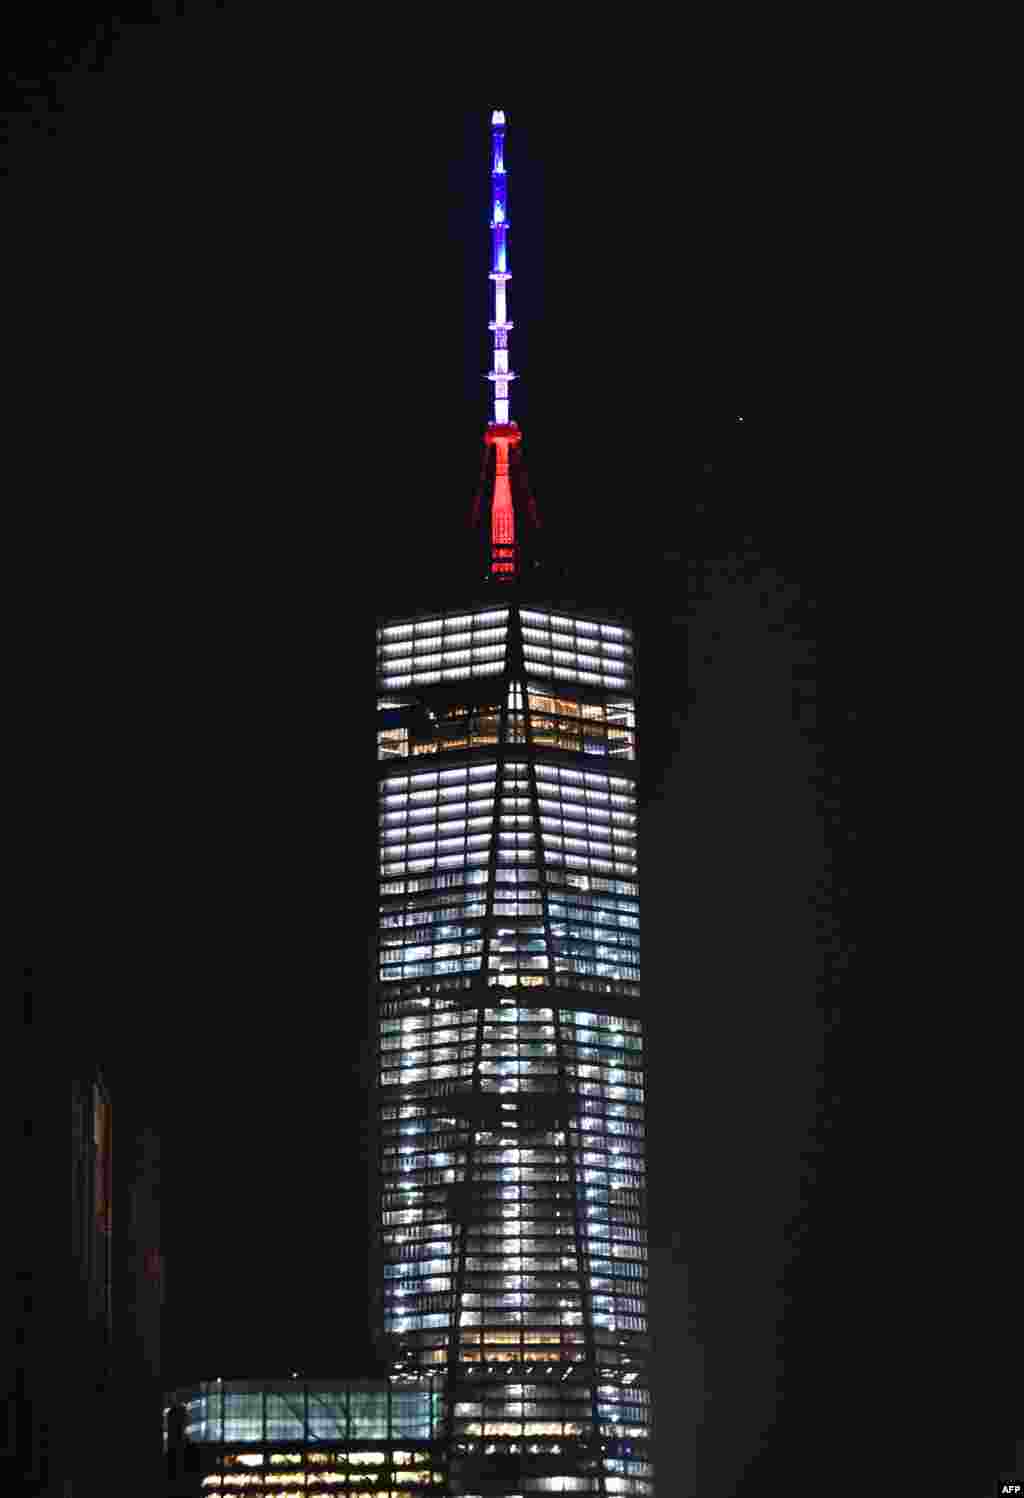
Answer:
top-left (307, 1391), bottom-right (347, 1440)
top-left (223, 1392), bottom-right (263, 1442)
top-left (349, 1390), bottom-right (389, 1439)
top-left (391, 1391), bottom-right (432, 1437)
top-left (265, 1392), bottom-right (304, 1441)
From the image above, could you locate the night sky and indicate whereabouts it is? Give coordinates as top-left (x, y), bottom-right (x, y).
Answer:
top-left (13, 15), bottom-right (1017, 1498)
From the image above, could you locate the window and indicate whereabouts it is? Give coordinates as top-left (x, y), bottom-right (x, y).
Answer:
top-left (348, 1392), bottom-right (389, 1439)
top-left (222, 1392), bottom-right (261, 1442)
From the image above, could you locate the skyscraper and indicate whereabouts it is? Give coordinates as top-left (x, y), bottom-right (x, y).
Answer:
top-left (374, 112), bottom-right (653, 1497)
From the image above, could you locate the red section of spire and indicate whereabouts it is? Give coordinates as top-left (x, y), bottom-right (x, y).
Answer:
top-left (485, 424), bottom-right (521, 578)
top-left (491, 441), bottom-right (514, 575)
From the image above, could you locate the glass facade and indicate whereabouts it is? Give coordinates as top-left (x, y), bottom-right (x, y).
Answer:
top-left (375, 604), bottom-right (652, 1497)
top-left (377, 610), bottom-right (510, 692)
top-left (166, 1380), bottom-right (441, 1445)
top-left (520, 610), bottom-right (634, 691)
top-left (164, 1378), bottom-right (442, 1494)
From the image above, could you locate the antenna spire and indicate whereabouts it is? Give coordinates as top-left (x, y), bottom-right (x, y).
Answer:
top-left (487, 109), bottom-right (515, 425)
top-left (484, 109), bottom-right (521, 578)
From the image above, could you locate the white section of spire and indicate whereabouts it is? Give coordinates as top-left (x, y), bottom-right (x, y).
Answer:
top-left (488, 111), bottom-right (515, 425)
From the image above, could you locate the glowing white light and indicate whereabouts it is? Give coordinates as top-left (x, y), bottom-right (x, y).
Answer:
top-left (492, 110), bottom-right (506, 125)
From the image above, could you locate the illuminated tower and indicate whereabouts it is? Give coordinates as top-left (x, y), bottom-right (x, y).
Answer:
top-left (374, 113), bottom-right (653, 1498)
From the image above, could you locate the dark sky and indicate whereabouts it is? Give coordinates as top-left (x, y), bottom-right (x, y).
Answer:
top-left (18, 17), bottom-right (1015, 1498)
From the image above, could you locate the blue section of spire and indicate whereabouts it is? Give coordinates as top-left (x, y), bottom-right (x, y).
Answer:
top-left (487, 111), bottom-right (515, 424)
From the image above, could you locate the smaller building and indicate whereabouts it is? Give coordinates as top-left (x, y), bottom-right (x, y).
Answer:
top-left (164, 1376), bottom-right (443, 1495)
top-left (70, 1068), bottom-right (114, 1397)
